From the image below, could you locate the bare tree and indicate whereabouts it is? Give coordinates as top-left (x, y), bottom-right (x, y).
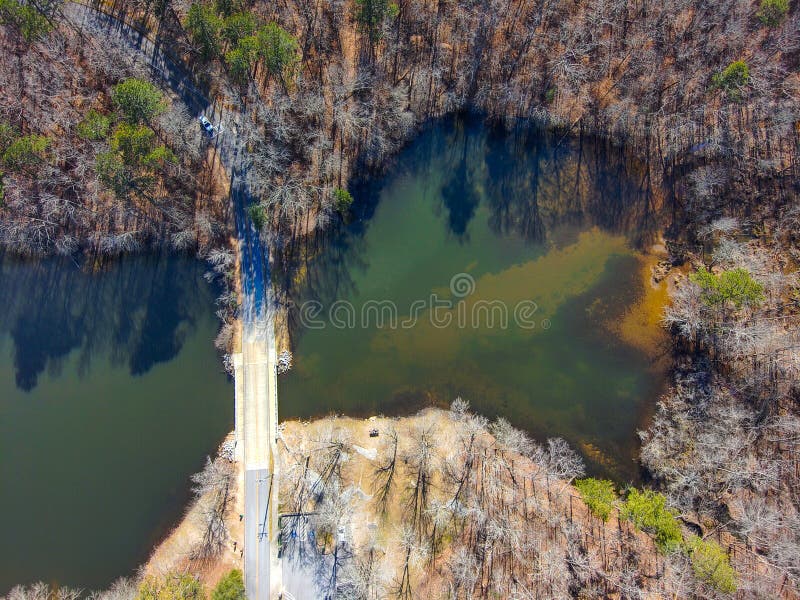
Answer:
top-left (189, 456), bottom-right (235, 560)
top-left (490, 417), bottom-right (537, 458)
top-left (371, 425), bottom-right (398, 515)
top-left (3, 584), bottom-right (82, 600)
top-left (402, 420), bottom-right (436, 537)
top-left (87, 578), bottom-right (137, 600)
top-left (545, 437), bottom-right (585, 487)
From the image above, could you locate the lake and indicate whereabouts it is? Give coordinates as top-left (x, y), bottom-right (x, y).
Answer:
top-left (0, 253), bottom-right (232, 593)
top-left (0, 116), bottom-right (669, 592)
top-left (278, 116), bottom-right (669, 481)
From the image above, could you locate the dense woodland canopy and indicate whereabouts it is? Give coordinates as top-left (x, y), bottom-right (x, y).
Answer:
top-left (0, 0), bottom-right (797, 252)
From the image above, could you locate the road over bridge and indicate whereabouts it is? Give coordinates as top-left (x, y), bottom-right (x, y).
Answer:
top-left (62, 5), bottom-right (282, 597)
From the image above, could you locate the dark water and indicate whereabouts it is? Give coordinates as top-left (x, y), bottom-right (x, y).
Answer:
top-left (279, 117), bottom-right (667, 481)
top-left (0, 253), bottom-right (232, 593)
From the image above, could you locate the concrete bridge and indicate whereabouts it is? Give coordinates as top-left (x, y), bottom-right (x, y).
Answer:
top-left (232, 325), bottom-right (281, 600)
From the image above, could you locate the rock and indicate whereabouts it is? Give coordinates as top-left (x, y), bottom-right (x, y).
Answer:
top-left (652, 260), bottom-right (672, 283)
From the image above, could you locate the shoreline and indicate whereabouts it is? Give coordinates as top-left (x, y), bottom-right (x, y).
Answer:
top-left (140, 410), bottom-right (666, 595)
top-left (140, 433), bottom-right (244, 589)
top-left (139, 406), bottom-right (794, 598)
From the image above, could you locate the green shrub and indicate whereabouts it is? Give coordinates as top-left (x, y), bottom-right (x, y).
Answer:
top-left (248, 204), bottom-right (267, 229)
top-left (225, 43), bottom-right (256, 84)
top-left (711, 61), bottom-right (750, 101)
top-left (575, 478), bottom-right (617, 522)
top-left (621, 489), bottom-right (683, 553)
top-left (757, 0), bottom-right (789, 26)
top-left (690, 266), bottom-right (765, 309)
top-left (96, 150), bottom-right (131, 196)
top-left (544, 87), bottom-right (556, 104)
top-left (222, 11), bottom-right (256, 45)
top-left (110, 123), bottom-right (175, 169)
top-left (256, 22), bottom-right (300, 85)
top-left (77, 110), bottom-right (112, 141)
top-left (112, 78), bottom-right (166, 124)
top-left (2, 134), bottom-right (50, 169)
top-left (214, 0), bottom-right (241, 17)
top-left (0, 0), bottom-right (53, 41)
top-left (186, 2), bottom-right (223, 60)
top-left (333, 187), bottom-right (354, 213)
top-left (0, 122), bottom-right (16, 149)
top-left (354, 0), bottom-right (399, 44)
top-left (145, 145), bottom-right (177, 167)
top-left (211, 569), bottom-right (244, 600)
top-left (111, 123), bottom-right (157, 165)
top-left (137, 573), bottom-right (205, 600)
top-left (687, 536), bottom-right (738, 593)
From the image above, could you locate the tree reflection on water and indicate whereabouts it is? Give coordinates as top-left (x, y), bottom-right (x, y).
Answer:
top-left (0, 253), bottom-right (215, 391)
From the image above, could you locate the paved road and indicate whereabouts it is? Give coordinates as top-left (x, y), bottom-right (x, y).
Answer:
top-left (239, 337), bottom-right (279, 600)
top-left (62, 5), bottom-right (281, 597)
top-left (225, 107), bottom-right (281, 600)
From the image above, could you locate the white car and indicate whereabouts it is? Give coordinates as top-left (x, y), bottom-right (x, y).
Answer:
top-left (198, 115), bottom-right (217, 138)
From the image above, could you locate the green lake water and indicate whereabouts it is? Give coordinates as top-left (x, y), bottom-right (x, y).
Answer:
top-left (279, 117), bottom-right (667, 480)
top-left (0, 117), bottom-right (667, 593)
top-left (0, 254), bottom-right (232, 593)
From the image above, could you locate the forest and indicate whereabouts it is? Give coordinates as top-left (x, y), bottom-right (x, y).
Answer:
top-left (1, 0), bottom-right (796, 253)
